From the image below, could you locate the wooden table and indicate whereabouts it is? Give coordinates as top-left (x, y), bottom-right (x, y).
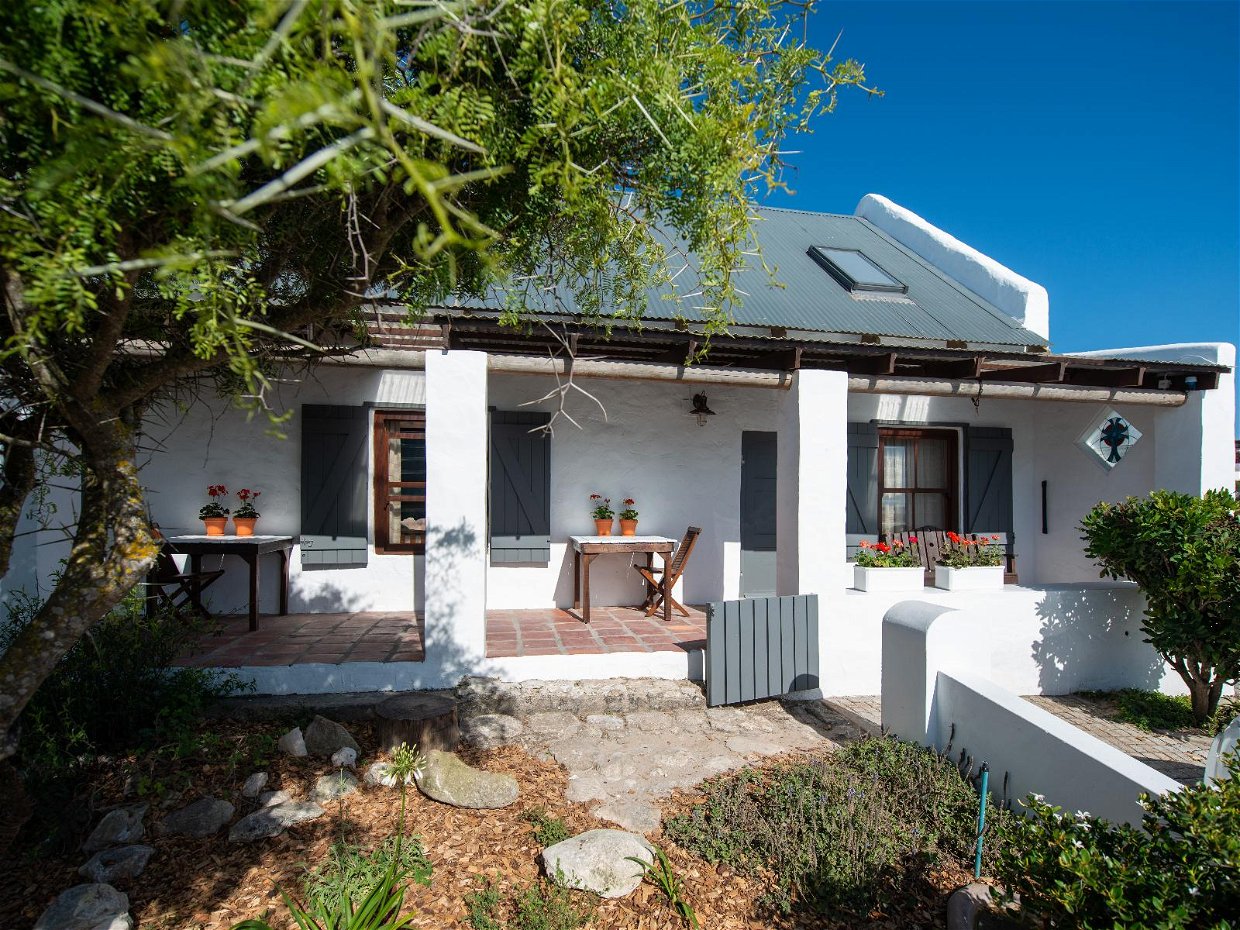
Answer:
top-left (163, 535), bottom-right (294, 631)
top-left (569, 535), bottom-right (676, 623)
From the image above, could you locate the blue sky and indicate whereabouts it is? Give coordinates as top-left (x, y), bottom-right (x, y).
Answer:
top-left (764, 0), bottom-right (1239, 429)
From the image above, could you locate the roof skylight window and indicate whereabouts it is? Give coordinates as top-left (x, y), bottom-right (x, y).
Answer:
top-left (808, 246), bottom-right (907, 294)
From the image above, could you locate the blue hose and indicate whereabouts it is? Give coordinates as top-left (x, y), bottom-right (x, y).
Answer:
top-left (974, 762), bottom-right (989, 879)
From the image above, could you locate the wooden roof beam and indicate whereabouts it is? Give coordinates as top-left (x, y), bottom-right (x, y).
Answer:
top-left (917, 356), bottom-right (985, 379)
top-left (851, 352), bottom-right (897, 376)
top-left (1065, 365), bottom-right (1146, 388)
top-left (982, 361), bottom-right (1067, 383)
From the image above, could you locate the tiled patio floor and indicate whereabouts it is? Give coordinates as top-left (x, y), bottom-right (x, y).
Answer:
top-left (180, 605), bottom-right (706, 667)
top-left (180, 612), bottom-right (425, 667)
top-left (486, 605), bottom-right (707, 658)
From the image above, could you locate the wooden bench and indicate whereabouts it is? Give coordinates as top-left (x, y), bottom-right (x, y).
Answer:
top-left (880, 529), bottom-right (1018, 585)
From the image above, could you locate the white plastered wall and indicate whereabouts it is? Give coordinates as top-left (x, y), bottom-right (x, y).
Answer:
top-left (139, 365), bottom-right (428, 615)
top-left (485, 372), bottom-right (784, 609)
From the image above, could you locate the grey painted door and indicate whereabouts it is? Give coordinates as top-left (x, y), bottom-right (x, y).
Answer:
top-left (740, 431), bottom-right (778, 597)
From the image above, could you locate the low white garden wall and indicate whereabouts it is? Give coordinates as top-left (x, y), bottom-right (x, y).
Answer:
top-left (819, 582), bottom-right (1187, 698)
top-left (881, 600), bottom-right (1180, 826)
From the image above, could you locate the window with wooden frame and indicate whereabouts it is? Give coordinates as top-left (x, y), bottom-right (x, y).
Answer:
top-left (373, 410), bottom-right (426, 554)
top-left (878, 428), bottom-right (957, 537)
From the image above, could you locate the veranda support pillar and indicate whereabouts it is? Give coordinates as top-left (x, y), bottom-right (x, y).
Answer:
top-left (424, 350), bottom-right (489, 674)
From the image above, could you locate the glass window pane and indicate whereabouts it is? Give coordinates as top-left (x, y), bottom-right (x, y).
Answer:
top-left (914, 493), bottom-right (947, 530)
top-left (882, 492), bottom-right (910, 535)
top-left (917, 438), bottom-right (949, 487)
top-left (883, 440), bottom-right (912, 488)
top-left (400, 436), bottom-right (426, 482)
top-left (816, 248), bottom-right (903, 288)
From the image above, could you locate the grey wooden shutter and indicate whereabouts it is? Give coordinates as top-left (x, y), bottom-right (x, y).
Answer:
top-left (965, 427), bottom-right (1014, 535)
top-left (846, 422), bottom-right (880, 535)
top-left (301, 405), bottom-right (369, 566)
top-left (490, 411), bottom-right (551, 563)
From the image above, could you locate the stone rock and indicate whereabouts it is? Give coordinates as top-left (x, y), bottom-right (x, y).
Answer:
top-left (364, 761), bottom-right (412, 788)
top-left (585, 714), bottom-right (625, 731)
top-left (311, 771), bottom-right (359, 802)
top-left (460, 713), bottom-right (524, 749)
top-left (542, 829), bottom-right (655, 898)
top-left (82, 804), bottom-right (147, 853)
top-left (415, 750), bottom-right (518, 809)
top-left (159, 797), bottom-right (235, 839)
top-left (33, 883), bottom-right (133, 930)
top-left (523, 711), bottom-right (582, 741)
top-left (257, 790), bottom-right (293, 807)
top-left (591, 800), bottom-right (661, 834)
top-left (278, 727), bottom-right (307, 757)
top-left (77, 846), bottom-right (154, 884)
top-left (228, 801), bottom-right (325, 843)
top-left (948, 883), bottom-right (997, 930)
top-left (303, 716), bottom-right (359, 757)
top-left (241, 772), bottom-right (268, 798)
top-left (330, 747), bottom-right (357, 770)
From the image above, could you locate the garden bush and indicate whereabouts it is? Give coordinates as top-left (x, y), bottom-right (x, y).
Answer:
top-left (995, 754), bottom-right (1240, 928)
top-left (0, 588), bottom-right (243, 775)
top-left (1081, 489), bottom-right (1240, 723)
top-left (465, 877), bottom-right (593, 930)
top-left (664, 735), bottom-right (998, 915)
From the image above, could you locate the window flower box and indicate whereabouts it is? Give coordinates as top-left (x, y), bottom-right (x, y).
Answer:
top-left (853, 565), bottom-right (925, 592)
top-left (933, 565), bottom-right (1005, 591)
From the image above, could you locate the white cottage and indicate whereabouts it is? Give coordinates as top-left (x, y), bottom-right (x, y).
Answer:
top-left (11, 194), bottom-right (1233, 698)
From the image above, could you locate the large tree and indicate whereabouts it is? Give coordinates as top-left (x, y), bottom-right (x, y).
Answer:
top-left (0, 0), bottom-right (875, 758)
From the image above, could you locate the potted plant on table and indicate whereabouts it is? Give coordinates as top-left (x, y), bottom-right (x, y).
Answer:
top-left (853, 538), bottom-right (924, 592)
top-left (934, 532), bottom-right (1005, 590)
top-left (233, 488), bottom-right (262, 536)
top-left (199, 484), bottom-right (230, 535)
top-left (590, 494), bottom-right (614, 535)
top-left (619, 498), bottom-right (639, 536)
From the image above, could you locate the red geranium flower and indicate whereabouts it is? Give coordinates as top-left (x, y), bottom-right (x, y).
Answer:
top-left (876, 542), bottom-right (891, 553)
top-left (908, 535), bottom-right (919, 543)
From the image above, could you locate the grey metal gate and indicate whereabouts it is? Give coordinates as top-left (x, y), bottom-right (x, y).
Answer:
top-left (705, 594), bottom-right (819, 707)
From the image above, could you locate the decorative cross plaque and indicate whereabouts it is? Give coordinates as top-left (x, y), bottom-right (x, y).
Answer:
top-left (1076, 408), bottom-right (1142, 469)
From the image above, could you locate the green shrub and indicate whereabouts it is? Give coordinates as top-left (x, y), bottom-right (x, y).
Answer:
top-left (664, 735), bottom-right (997, 915)
top-left (522, 807), bottom-right (570, 847)
top-left (464, 877), bottom-right (592, 930)
top-left (303, 838), bottom-right (432, 915)
top-left (1081, 489), bottom-right (1240, 723)
top-left (0, 589), bottom-right (244, 775)
top-left (995, 754), bottom-right (1240, 928)
top-left (1088, 688), bottom-right (1198, 731)
top-left (235, 861), bottom-right (417, 930)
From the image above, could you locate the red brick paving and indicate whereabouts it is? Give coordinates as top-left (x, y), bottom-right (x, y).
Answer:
top-left (484, 605), bottom-right (707, 658)
top-left (179, 604), bottom-right (707, 667)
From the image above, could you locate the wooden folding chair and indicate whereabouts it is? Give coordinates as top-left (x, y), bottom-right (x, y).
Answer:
top-left (144, 545), bottom-right (225, 620)
top-left (634, 526), bottom-right (701, 618)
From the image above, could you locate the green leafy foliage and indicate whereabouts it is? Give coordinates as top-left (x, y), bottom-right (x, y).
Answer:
top-left (853, 538), bottom-right (921, 568)
top-left (664, 736), bottom-right (999, 915)
top-left (995, 754), bottom-right (1240, 929)
top-left (627, 846), bottom-right (699, 929)
top-left (934, 532), bottom-right (1004, 568)
top-left (303, 838), bottom-right (432, 916)
top-left (0, 589), bottom-right (243, 775)
top-left (1081, 489), bottom-right (1240, 722)
top-left (464, 877), bottom-right (593, 930)
top-left (522, 807), bottom-right (570, 847)
top-left (233, 861), bottom-right (418, 930)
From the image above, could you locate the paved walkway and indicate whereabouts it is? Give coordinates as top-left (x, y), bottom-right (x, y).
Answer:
top-left (1026, 694), bottom-right (1209, 785)
top-left (459, 679), bottom-right (864, 834)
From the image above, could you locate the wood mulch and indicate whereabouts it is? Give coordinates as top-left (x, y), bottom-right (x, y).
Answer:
top-left (0, 720), bottom-right (972, 930)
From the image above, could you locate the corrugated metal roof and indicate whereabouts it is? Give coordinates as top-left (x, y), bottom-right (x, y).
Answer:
top-left (441, 207), bottom-right (1048, 348)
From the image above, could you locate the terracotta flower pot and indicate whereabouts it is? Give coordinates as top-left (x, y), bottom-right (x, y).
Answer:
top-left (619, 519), bottom-right (638, 536)
top-left (234, 516), bottom-right (257, 537)
top-left (202, 516), bottom-right (227, 536)
top-left (594, 518), bottom-right (614, 536)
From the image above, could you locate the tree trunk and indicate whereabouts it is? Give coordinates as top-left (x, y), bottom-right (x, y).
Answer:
top-left (0, 432), bottom-right (158, 764)
top-left (0, 417), bottom-right (38, 581)
top-left (1178, 662), bottom-right (1226, 726)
